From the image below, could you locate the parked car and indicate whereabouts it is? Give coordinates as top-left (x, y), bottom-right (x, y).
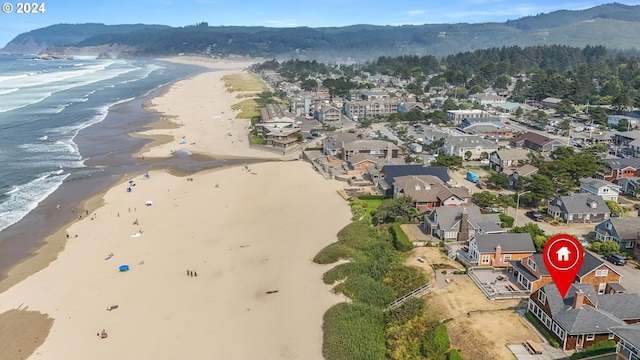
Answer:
top-left (576, 236), bottom-right (589, 248)
top-left (526, 210), bottom-right (544, 222)
top-left (604, 254), bottom-right (626, 266)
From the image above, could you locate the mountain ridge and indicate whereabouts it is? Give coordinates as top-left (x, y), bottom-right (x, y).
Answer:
top-left (3, 3), bottom-right (640, 61)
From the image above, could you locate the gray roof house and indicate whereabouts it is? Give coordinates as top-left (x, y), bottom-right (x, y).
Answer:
top-left (528, 283), bottom-right (640, 350)
top-left (610, 323), bottom-right (640, 359)
top-left (489, 149), bottom-right (531, 173)
top-left (547, 193), bottom-right (611, 224)
top-left (579, 177), bottom-right (621, 202)
top-left (468, 233), bottom-right (535, 266)
top-left (595, 217), bottom-right (639, 251)
top-left (442, 135), bottom-right (498, 160)
top-left (616, 177), bottom-right (640, 198)
top-left (423, 205), bottom-right (502, 242)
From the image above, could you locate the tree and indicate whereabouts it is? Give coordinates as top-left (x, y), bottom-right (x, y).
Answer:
top-left (515, 107), bottom-right (524, 119)
top-left (605, 200), bottom-right (622, 217)
top-left (524, 174), bottom-right (555, 204)
top-left (509, 223), bottom-right (548, 251)
top-left (590, 241), bottom-right (621, 255)
top-left (374, 196), bottom-right (418, 224)
top-left (430, 154), bottom-right (462, 170)
top-left (479, 152), bottom-right (489, 160)
top-left (487, 171), bottom-right (509, 189)
top-left (300, 78), bottom-right (318, 91)
top-left (471, 191), bottom-right (499, 208)
top-left (464, 150), bottom-right (473, 161)
top-left (617, 118), bottom-right (631, 132)
top-left (442, 99), bottom-right (459, 112)
top-left (555, 98), bottom-right (575, 116)
top-left (588, 106), bottom-right (608, 126)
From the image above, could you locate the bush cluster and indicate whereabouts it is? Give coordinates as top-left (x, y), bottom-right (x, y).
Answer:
top-left (390, 224), bottom-right (413, 252)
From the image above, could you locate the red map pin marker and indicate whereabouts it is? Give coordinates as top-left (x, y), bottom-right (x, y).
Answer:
top-left (543, 234), bottom-right (584, 298)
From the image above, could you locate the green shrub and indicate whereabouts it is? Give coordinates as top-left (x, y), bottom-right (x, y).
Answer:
top-left (323, 302), bottom-right (386, 360)
top-left (381, 262), bottom-right (427, 300)
top-left (359, 195), bottom-right (386, 201)
top-left (524, 312), bottom-right (560, 348)
top-left (334, 274), bottom-right (396, 308)
top-left (250, 134), bottom-right (265, 144)
top-left (336, 220), bottom-right (381, 251)
top-left (314, 243), bottom-right (362, 264)
top-left (421, 323), bottom-right (451, 358)
top-left (390, 224), bottom-right (413, 252)
top-left (569, 339), bottom-right (616, 359)
top-left (447, 349), bottom-right (464, 360)
top-left (499, 213), bottom-right (514, 228)
top-left (384, 297), bottom-right (424, 327)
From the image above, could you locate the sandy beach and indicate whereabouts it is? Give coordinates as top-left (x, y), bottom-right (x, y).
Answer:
top-left (0, 57), bottom-right (350, 359)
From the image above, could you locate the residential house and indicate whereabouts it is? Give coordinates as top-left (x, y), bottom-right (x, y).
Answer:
top-left (507, 164), bottom-right (539, 190)
top-left (322, 134), bottom-right (401, 162)
top-left (347, 154), bottom-right (380, 172)
top-left (362, 158), bottom-right (407, 183)
top-left (442, 135), bottom-right (499, 160)
top-left (610, 323), bottom-right (640, 360)
top-left (579, 177), bottom-right (621, 202)
top-left (379, 165), bottom-right (450, 195)
top-left (510, 252), bottom-right (622, 294)
top-left (489, 149), bottom-right (531, 173)
top-left (422, 205), bottom-right (503, 241)
top-left (510, 132), bottom-right (564, 152)
top-left (313, 104), bottom-right (341, 126)
top-left (468, 233), bottom-right (535, 266)
top-left (614, 130), bottom-right (640, 147)
top-left (598, 158), bottom-right (640, 182)
top-left (595, 218), bottom-right (639, 251)
top-left (528, 283), bottom-right (640, 350)
top-left (541, 97), bottom-right (562, 109)
top-left (254, 121), bottom-right (301, 149)
top-left (459, 124), bottom-right (513, 139)
top-left (392, 175), bottom-right (470, 211)
top-left (547, 193), bottom-right (610, 224)
top-left (459, 117), bottom-right (503, 129)
top-left (608, 115), bottom-right (640, 129)
top-left (617, 177), bottom-right (640, 198)
top-left (445, 109), bottom-right (489, 125)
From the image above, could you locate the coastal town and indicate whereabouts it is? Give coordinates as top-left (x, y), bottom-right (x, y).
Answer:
top-left (245, 58), bottom-right (640, 359)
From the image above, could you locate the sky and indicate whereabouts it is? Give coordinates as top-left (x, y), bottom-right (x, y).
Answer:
top-left (2, 0), bottom-right (640, 48)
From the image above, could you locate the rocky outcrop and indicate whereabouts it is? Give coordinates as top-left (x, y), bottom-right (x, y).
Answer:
top-left (33, 53), bottom-right (74, 60)
top-left (96, 52), bottom-right (112, 59)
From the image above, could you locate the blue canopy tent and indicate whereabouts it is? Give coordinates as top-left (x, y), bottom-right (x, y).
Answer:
top-left (119, 264), bottom-right (130, 272)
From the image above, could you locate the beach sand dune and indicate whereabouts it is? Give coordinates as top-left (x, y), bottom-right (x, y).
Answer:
top-left (0, 59), bottom-right (351, 359)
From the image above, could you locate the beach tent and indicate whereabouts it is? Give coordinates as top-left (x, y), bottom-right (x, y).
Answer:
top-left (145, 200), bottom-right (153, 206)
top-left (119, 265), bottom-right (130, 272)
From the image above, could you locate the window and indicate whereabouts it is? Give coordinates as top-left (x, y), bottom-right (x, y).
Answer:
top-left (627, 241), bottom-right (634, 249)
top-left (503, 254), bottom-right (512, 261)
top-left (598, 283), bottom-right (607, 295)
top-left (608, 333), bottom-right (615, 340)
top-left (595, 269), bottom-right (608, 277)
top-left (481, 255), bottom-right (490, 264)
top-left (586, 334), bottom-right (595, 341)
top-left (538, 291), bottom-right (547, 305)
top-left (528, 258), bottom-right (537, 270)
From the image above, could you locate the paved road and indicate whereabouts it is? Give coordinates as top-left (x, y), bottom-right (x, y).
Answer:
top-left (590, 250), bottom-right (640, 294)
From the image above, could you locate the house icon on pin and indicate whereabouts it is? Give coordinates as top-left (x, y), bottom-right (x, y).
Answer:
top-left (556, 246), bottom-right (571, 262)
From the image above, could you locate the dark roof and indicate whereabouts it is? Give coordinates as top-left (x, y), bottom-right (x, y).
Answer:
top-left (383, 165), bottom-right (450, 184)
top-left (473, 233), bottom-right (535, 253)
top-left (542, 284), bottom-right (626, 335)
top-left (577, 251), bottom-right (620, 278)
top-left (427, 205), bottom-right (500, 232)
top-left (604, 158), bottom-right (640, 171)
top-left (552, 193), bottom-right (609, 215)
top-left (608, 283), bottom-right (625, 292)
top-left (511, 132), bottom-right (555, 146)
top-left (476, 221), bottom-right (504, 233)
top-left (610, 324), bottom-right (640, 348)
top-left (595, 218), bottom-right (640, 241)
top-left (597, 294), bottom-right (640, 320)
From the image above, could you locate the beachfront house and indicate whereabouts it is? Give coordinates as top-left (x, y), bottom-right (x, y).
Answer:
top-left (528, 283), bottom-right (640, 350)
top-left (509, 252), bottom-right (622, 294)
top-left (547, 193), bottom-right (610, 224)
top-left (467, 233), bottom-right (535, 267)
top-left (391, 175), bottom-right (470, 211)
top-left (422, 205), bottom-right (503, 242)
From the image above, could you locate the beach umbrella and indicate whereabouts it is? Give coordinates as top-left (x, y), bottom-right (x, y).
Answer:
top-left (119, 265), bottom-right (130, 272)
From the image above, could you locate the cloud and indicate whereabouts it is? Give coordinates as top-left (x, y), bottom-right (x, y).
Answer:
top-left (407, 9), bottom-right (426, 16)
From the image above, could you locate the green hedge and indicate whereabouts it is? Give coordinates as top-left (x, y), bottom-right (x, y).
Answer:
top-left (323, 302), bottom-right (386, 360)
top-left (358, 195), bottom-right (386, 201)
top-left (390, 223), bottom-right (413, 252)
top-left (569, 339), bottom-right (616, 359)
top-left (499, 213), bottom-right (514, 228)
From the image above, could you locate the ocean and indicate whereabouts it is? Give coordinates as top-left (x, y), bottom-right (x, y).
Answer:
top-left (0, 54), bottom-right (204, 237)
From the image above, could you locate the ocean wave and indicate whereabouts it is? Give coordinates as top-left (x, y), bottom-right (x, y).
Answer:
top-left (0, 171), bottom-right (70, 233)
top-left (0, 88), bottom-right (18, 95)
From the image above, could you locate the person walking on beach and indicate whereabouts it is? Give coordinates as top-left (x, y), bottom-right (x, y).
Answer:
top-left (194, 271), bottom-right (197, 277)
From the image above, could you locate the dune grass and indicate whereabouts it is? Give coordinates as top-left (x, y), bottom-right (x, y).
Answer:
top-left (222, 73), bottom-right (267, 93)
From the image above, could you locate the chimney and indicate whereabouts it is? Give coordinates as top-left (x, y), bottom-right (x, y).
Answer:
top-left (494, 245), bottom-right (502, 266)
top-left (573, 290), bottom-right (585, 309)
top-left (457, 207), bottom-right (470, 242)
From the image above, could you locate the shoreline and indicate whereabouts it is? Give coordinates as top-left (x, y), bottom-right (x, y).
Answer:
top-left (0, 57), bottom-right (350, 359)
